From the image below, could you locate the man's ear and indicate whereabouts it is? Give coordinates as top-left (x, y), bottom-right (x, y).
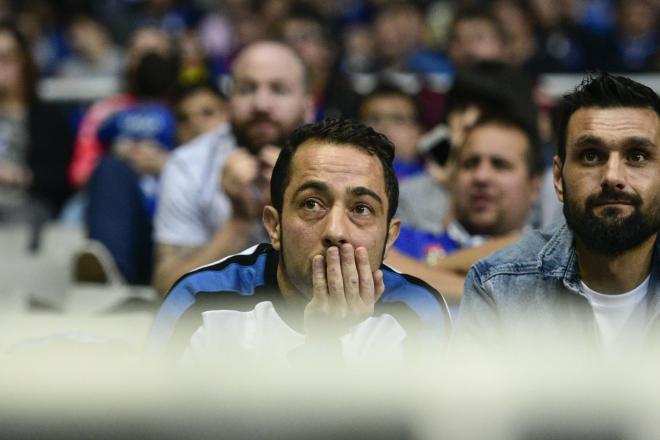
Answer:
top-left (552, 155), bottom-right (564, 203)
top-left (383, 218), bottom-right (401, 260)
top-left (262, 205), bottom-right (281, 250)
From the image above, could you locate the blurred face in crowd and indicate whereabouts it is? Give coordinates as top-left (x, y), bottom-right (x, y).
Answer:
top-left (176, 88), bottom-right (228, 143)
top-left (373, 6), bottom-right (423, 64)
top-left (360, 94), bottom-right (421, 161)
top-left (555, 107), bottom-right (660, 256)
top-left (0, 30), bottom-right (25, 99)
top-left (68, 17), bottom-right (109, 60)
top-left (452, 122), bottom-right (539, 235)
top-left (264, 141), bottom-right (400, 299)
top-left (448, 18), bottom-right (505, 65)
top-left (229, 41), bottom-right (313, 153)
top-left (281, 18), bottom-right (333, 75)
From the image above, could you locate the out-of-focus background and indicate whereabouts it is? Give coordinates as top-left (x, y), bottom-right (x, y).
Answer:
top-left (0, 1), bottom-right (658, 436)
top-left (0, 0), bottom-right (659, 342)
top-left (0, 0), bottom-right (658, 343)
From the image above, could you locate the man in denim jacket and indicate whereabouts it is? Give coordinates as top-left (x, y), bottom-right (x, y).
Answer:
top-left (455, 73), bottom-right (660, 352)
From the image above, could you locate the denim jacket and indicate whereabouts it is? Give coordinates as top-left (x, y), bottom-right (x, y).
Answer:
top-left (454, 219), bottom-right (660, 347)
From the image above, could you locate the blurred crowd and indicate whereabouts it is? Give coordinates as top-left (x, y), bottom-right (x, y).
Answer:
top-left (0, 0), bottom-right (659, 310)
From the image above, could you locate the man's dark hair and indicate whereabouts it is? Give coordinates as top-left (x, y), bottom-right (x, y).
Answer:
top-left (134, 51), bottom-right (180, 101)
top-left (461, 112), bottom-right (543, 177)
top-left (174, 80), bottom-right (226, 105)
top-left (271, 118), bottom-right (399, 222)
top-left (555, 72), bottom-right (660, 162)
top-left (447, 62), bottom-right (537, 129)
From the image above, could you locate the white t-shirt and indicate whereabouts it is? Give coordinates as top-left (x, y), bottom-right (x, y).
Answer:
top-left (155, 123), bottom-right (266, 247)
top-left (581, 275), bottom-right (650, 351)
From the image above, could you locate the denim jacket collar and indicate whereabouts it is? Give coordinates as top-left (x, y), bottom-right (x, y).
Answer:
top-left (537, 220), bottom-right (660, 315)
top-left (536, 221), bottom-right (581, 294)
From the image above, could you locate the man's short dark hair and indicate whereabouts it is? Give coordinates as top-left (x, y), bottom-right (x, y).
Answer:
top-left (271, 118), bottom-right (399, 222)
top-left (461, 112), bottom-right (543, 177)
top-left (556, 72), bottom-right (660, 162)
top-left (447, 62), bottom-right (537, 126)
top-left (174, 80), bottom-right (226, 105)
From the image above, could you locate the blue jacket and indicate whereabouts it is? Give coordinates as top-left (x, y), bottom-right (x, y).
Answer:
top-left (148, 243), bottom-right (451, 357)
top-left (455, 220), bottom-right (660, 346)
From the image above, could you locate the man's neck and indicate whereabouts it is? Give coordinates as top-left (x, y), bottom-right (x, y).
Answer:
top-left (575, 235), bottom-right (657, 294)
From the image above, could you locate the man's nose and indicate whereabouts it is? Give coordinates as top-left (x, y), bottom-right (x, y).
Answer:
top-left (253, 87), bottom-right (274, 112)
top-left (601, 154), bottom-right (627, 191)
top-left (472, 161), bottom-right (493, 184)
top-left (321, 206), bottom-right (350, 248)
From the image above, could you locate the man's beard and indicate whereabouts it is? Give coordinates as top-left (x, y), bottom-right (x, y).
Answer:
top-left (232, 113), bottom-right (298, 154)
top-left (563, 180), bottom-right (660, 256)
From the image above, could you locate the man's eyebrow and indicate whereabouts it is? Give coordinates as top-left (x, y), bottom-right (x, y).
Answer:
top-left (572, 135), bottom-right (604, 149)
top-left (572, 135), bottom-right (657, 150)
top-left (349, 186), bottom-right (384, 207)
top-left (622, 136), bottom-right (657, 150)
top-left (292, 181), bottom-right (329, 197)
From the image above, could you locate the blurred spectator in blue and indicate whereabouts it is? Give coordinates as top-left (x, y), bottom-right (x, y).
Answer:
top-left (57, 15), bottom-right (122, 79)
top-left (387, 112), bottom-right (541, 311)
top-left (78, 50), bottom-right (180, 285)
top-left (68, 26), bottom-right (173, 190)
top-left (0, 22), bottom-right (73, 221)
top-left (359, 84), bottom-right (425, 180)
top-left (609, 0), bottom-right (658, 72)
top-left (396, 62), bottom-right (538, 235)
top-left (527, 0), bottom-right (597, 72)
top-left (174, 81), bottom-right (228, 144)
top-left (279, 2), bottom-right (361, 119)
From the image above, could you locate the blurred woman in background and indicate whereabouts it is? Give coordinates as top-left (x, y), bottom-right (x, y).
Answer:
top-left (0, 21), bottom-right (72, 222)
